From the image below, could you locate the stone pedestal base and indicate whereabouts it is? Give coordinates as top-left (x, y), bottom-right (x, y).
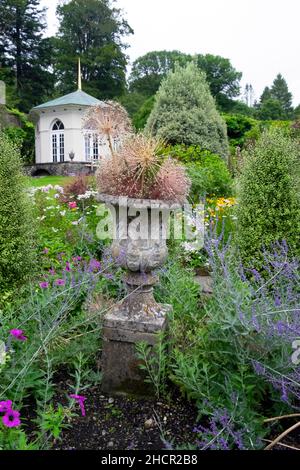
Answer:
top-left (101, 305), bottom-right (170, 396)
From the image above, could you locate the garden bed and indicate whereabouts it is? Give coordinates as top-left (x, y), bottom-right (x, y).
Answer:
top-left (54, 387), bottom-right (197, 451)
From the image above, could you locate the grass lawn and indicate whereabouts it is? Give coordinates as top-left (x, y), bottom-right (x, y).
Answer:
top-left (27, 175), bottom-right (75, 188)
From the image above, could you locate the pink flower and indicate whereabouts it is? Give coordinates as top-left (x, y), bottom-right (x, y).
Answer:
top-left (68, 202), bottom-right (77, 210)
top-left (49, 268), bottom-right (56, 276)
top-left (70, 394), bottom-right (87, 417)
top-left (65, 262), bottom-right (71, 272)
top-left (54, 279), bottom-right (65, 287)
top-left (0, 401), bottom-right (12, 413)
top-left (43, 248), bottom-right (49, 255)
top-left (10, 329), bottom-right (27, 342)
top-left (39, 281), bottom-right (49, 289)
top-left (2, 409), bottom-right (21, 428)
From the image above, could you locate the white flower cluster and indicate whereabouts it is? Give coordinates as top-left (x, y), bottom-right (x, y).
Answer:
top-left (77, 190), bottom-right (98, 201)
top-left (181, 241), bottom-right (198, 253)
top-left (0, 341), bottom-right (7, 368)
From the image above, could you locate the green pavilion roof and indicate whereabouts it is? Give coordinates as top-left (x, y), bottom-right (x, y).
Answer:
top-left (33, 89), bottom-right (103, 110)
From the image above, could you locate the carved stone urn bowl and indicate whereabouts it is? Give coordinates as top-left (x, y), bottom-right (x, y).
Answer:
top-left (97, 193), bottom-right (182, 319)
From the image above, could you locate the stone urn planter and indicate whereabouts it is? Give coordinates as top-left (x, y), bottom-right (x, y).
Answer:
top-left (97, 193), bottom-right (182, 395)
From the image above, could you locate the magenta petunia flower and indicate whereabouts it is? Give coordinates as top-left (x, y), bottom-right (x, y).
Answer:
top-left (68, 201), bottom-right (77, 209)
top-left (70, 394), bottom-right (87, 417)
top-left (39, 281), bottom-right (49, 289)
top-left (2, 409), bottom-right (21, 428)
top-left (0, 400), bottom-right (12, 413)
top-left (10, 329), bottom-right (27, 342)
top-left (54, 279), bottom-right (65, 287)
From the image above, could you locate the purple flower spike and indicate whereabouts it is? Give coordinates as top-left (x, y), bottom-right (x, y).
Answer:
top-left (70, 394), bottom-right (87, 417)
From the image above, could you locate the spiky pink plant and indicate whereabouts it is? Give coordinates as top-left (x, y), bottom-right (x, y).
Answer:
top-left (83, 101), bottom-right (132, 161)
top-left (96, 134), bottom-right (191, 203)
top-left (150, 158), bottom-right (191, 203)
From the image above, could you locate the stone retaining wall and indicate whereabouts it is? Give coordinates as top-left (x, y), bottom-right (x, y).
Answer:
top-left (24, 162), bottom-right (97, 177)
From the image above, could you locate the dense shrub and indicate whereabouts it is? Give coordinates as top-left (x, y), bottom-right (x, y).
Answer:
top-left (63, 175), bottom-right (92, 201)
top-left (145, 62), bottom-right (229, 159)
top-left (223, 114), bottom-right (258, 147)
top-left (236, 128), bottom-right (300, 267)
top-left (0, 134), bottom-right (36, 290)
top-left (156, 233), bottom-right (300, 449)
top-left (2, 108), bottom-right (35, 164)
top-left (132, 96), bottom-right (155, 130)
top-left (167, 145), bottom-right (233, 201)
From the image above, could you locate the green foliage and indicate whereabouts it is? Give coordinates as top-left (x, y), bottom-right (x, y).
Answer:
top-left (32, 183), bottom-right (102, 265)
top-left (136, 333), bottom-right (168, 398)
top-left (132, 96), bottom-right (155, 130)
top-left (39, 404), bottom-right (72, 441)
top-left (129, 51), bottom-right (242, 113)
top-left (223, 114), bottom-right (259, 147)
top-left (3, 107), bottom-right (35, 163)
top-left (167, 145), bottom-right (233, 200)
top-left (0, 0), bottom-right (54, 111)
top-left (146, 62), bottom-right (229, 159)
top-left (155, 245), bottom-right (268, 449)
top-left (118, 92), bottom-right (148, 118)
top-left (270, 74), bottom-right (293, 116)
top-left (54, 0), bottom-right (133, 99)
top-left (3, 126), bottom-right (26, 147)
top-left (155, 256), bottom-right (201, 329)
top-left (237, 128), bottom-right (300, 267)
top-left (219, 98), bottom-right (255, 116)
top-left (196, 54), bottom-right (242, 107)
top-left (257, 98), bottom-right (286, 121)
top-left (0, 134), bottom-right (36, 290)
top-left (257, 74), bottom-right (293, 120)
top-left (0, 426), bottom-right (38, 450)
top-left (129, 50), bottom-right (192, 96)
top-left (0, 257), bottom-right (103, 448)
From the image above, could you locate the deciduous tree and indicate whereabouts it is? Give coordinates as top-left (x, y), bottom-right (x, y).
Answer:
top-left (54, 0), bottom-right (133, 99)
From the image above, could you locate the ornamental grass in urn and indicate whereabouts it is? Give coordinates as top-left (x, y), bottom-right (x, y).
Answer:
top-left (84, 104), bottom-right (191, 318)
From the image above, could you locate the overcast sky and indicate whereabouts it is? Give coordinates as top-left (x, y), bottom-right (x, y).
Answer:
top-left (42, 0), bottom-right (300, 105)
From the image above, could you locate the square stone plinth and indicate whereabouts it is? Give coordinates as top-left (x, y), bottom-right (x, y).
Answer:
top-left (101, 305), bottom-right (170, 396)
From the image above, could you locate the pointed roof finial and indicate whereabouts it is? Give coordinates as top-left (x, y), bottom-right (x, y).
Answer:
top-left (78, 57), bottom-right (82, 91)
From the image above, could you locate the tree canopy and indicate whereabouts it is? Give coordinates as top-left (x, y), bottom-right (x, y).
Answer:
top-left (129, 50), bottom-right (191, 96)
top-left (257, 74), bottom-right (293, 120)
top-left (53, 0), bottom-right (133, 99)
top-left (0, 0), bottom-right (54, 111)
top-left (196, 54), bottom-right (242, 106)
top-left (146, 62), bottom-right (229, 158)
top-left (128, 50), bottom-right (242, 111)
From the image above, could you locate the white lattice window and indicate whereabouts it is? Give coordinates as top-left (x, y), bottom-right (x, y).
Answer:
top-left (51, 119), bottom-right (65, 162)
top-left (84, 133), bottom-right (104, 161)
